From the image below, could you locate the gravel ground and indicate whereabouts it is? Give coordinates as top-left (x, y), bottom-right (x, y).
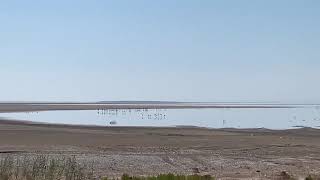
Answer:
top-left (0, 120), bottom-right (319, 179)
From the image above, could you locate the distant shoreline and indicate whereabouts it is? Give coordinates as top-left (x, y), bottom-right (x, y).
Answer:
top-left (0, 101), bottom-right (314, 113)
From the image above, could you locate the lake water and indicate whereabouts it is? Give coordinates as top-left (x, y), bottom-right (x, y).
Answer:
top-left (1, 107), bottom-right (320, 129)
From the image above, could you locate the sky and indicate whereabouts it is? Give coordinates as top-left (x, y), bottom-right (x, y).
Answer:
top-left (0, 0), bottom-right (319, 102)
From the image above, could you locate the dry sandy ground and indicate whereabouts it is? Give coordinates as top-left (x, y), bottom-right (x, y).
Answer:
top-left (0, 120), bottom-right (319, 179)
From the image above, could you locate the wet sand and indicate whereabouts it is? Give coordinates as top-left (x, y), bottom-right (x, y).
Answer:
top-left (0, 119), bottom-right (319, 179)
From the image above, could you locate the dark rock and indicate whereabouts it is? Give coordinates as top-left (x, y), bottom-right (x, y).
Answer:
top-left (192, 167), bottom-right (200, 174)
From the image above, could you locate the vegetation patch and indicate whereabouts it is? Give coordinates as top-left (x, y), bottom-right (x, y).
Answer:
top-left (117, 174), bottom-right (214, 180)
top-left (0, 155), bottom-right (94, 180)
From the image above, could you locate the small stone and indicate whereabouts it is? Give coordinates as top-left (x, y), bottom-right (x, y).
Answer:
top-left (192, 167), bottom-right (200, 174)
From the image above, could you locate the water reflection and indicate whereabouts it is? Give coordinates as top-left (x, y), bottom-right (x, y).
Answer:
top-left (0, 107), bottom-right (320, 129)
top-left (97, 109), bottom-right (167, 123)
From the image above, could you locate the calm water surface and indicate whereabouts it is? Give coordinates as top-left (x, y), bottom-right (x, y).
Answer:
top-left (1, 108), bottom-right (320, 129)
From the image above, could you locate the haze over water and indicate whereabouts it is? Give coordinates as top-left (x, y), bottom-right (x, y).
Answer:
top-left (1, 106), bottom-right (320, 129)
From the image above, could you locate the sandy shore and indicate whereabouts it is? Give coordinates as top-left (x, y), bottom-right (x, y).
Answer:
top-left (0, 119), bottom-right (319, 179)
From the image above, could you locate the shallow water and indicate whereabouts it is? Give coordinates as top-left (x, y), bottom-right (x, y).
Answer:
top-left (1, 107), bottom-right (320, 129)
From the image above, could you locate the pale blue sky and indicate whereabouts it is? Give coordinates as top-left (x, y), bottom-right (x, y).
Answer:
top-left (0, 0), bottom-right (319, 102)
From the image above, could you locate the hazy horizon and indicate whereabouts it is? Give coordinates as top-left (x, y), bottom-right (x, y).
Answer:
top-left (1, 1), bottom-right (319, 103)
